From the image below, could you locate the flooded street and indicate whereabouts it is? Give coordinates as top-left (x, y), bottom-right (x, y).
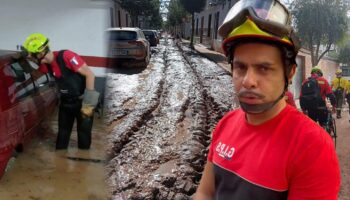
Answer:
top-left (0, 35), bottom-right (348, 200)
top-left (0, 113), bottom-right (108, 200)
top-left (105, 36), bottom-right (236, 199)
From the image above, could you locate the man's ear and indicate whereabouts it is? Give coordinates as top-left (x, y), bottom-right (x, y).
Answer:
top-left (288, 64), bottom-right (297, 82)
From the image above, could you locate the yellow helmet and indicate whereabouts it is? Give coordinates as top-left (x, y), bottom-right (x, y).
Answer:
top-left (335, 69), bottom-right (342, 75)
top-left (218, 0), bottom-right (300, 56)
top-left (23, 33), bottom-right (49, 54)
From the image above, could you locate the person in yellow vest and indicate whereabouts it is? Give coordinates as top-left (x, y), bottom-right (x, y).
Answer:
top-left (331, 69), bottom-right (348, 118)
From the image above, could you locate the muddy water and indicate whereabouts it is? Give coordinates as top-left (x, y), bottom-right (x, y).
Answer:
top-left (0, 114), bottom-right (108, 200)
top-left (105, 36), bottom-right (235, 199)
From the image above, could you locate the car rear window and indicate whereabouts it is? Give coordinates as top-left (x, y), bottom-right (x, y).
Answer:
top-left (110, 31), bottom-right (137, 41)
top-left (142, 31), bottom-right (155, 36)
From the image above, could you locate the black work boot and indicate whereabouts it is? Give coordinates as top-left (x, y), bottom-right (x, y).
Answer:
top-left (336, 110), bottom-right (341, 119)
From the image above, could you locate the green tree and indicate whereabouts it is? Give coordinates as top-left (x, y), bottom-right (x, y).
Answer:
top-left (291, 0), bottom-right (348, 67)
top-left (149, 0), bottom-right (163, 29)
top-left (118, 0), bottom-right (159, 27)
top-left (179, 0), bottom-right (206, 48)
top-left (166, 0), bottom-right (187, 33)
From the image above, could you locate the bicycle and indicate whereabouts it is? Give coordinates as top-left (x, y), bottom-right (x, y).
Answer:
top-left (323, 110), bottom-right (337, 147)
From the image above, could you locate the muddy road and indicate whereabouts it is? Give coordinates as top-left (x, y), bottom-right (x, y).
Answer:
top-left (0, 35), bottom-right (348, 200)
top-left (105, 37), bottom-right (236, 199)
top-left (105, 36), bottom-right (350, 200)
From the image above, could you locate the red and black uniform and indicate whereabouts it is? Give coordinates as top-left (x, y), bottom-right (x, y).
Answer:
top-left (40, 50), bottom-right (93, 149)
top-left (300, 74), bottom-right (334, 126)
top-left (208, 105), bottom-right (340, 200)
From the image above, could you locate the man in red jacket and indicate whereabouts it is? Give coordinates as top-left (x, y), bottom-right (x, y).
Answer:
top-left (194, 0), bottom-right (340, 199)
top-left (300, 67), bottom-right (336, 127)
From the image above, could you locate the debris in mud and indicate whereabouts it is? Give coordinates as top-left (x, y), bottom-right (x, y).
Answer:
top-left (66, 156), bottom-right (106, 163)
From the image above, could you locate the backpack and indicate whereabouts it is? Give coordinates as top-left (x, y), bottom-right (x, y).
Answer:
top-left (299, 77), bottom-right (323, 110)
top-left (47, 50), bottom-right (86, 98)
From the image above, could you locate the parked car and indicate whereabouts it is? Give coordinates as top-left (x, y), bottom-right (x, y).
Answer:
top-left (142, 29), bottom-right (159, 46)
top-left (107, 27), bottom-right (150, 68)
top-left (153, 30), bottom-right (161, 43)
top-left (0, 50), bottom-right (58, 178)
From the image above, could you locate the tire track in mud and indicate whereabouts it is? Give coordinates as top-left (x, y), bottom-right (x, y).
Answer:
top-left (105, 46), bottom-right (167, 159)
top-left (107, 37), bottom-right (236, 199)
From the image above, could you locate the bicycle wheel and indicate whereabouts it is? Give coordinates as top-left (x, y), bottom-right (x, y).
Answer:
top-left (331, 118), bottom-right (337, 147)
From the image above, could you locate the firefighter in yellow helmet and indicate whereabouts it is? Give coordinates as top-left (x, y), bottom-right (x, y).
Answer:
top-left (194, 0), bottom-right (339, 199)
top-left (331, 68), bottom-right (348, 118)
top-left (22, 33), bottom-right (99, 150)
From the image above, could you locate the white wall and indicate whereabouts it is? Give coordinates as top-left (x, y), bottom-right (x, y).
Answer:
top-left (0, 0), bottom-right (113, 57)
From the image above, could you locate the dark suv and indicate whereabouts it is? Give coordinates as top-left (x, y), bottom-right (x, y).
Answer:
top-left (142, 30), bottom-right (159, 47)
top-left (0, 50), bottom-right (58, 178)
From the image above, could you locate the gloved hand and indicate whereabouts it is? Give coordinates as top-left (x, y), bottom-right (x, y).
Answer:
top-left (81, 89), bottom-right (100, 117)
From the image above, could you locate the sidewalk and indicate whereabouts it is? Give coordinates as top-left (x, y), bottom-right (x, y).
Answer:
top-left (180, 39), bottom-right (231, 74)
top-left (194, 43), bottom-right (232, 73)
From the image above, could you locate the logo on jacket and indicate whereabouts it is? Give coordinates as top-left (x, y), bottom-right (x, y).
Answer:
top-left (215, 142), bottom-right (235, 160)
top-left (70, 57), bottom-right (79, 66)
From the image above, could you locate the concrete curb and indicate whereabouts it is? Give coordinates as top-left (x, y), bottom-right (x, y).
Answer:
top-left (179, 39), bottom-right (231, 74)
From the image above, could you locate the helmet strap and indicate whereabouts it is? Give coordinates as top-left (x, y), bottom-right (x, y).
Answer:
top-left (32, 47), bottom-right (49, 65)
top-left (240, 89), bottom-right (285, 114)
top-left (240, 73), bottom-right (288, 114)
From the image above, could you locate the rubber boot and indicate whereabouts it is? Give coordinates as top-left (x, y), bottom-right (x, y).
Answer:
top-left (77, 114), bottom-right (93, 149)
top-left (336, 110), bottom-right (341, 119)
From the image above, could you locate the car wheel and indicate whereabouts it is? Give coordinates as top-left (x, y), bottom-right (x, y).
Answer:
top-left (0, 149), bottom-right (17, 178)
top-left (142, 51), bottom-right (150, 67)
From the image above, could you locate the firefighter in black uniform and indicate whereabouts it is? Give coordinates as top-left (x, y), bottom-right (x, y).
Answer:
top-left (22, 33), bottom-right (100, 150)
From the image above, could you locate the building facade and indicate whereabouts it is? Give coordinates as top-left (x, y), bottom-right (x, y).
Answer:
top-left (115, 2), bottom-right (132, 27)
top-left (193, 0), bottom-right (236, 51)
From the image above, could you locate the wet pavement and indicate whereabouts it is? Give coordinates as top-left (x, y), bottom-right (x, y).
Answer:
top-left (0, 113), bottom-right (108, 200)
top-left (335, 108), bottom-right (350, 200)
top-left (105, 36), bottom-right (237, 199)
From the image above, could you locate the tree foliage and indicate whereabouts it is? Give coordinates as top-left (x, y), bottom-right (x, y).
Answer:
top-left (179, 0), bottom-right (206, 48)
top-left (166, 0), bottom-right (187, 27)
top-left (118, 0), bottom-right (162, 28)
top-left (179, 0), bottom-right (206, 14)
top-left (338, 42), bottom-right (350, 65)
top-left (291, 0), bottom-right (348, 66)
top-left (149, 0), bottom-right (163, 29)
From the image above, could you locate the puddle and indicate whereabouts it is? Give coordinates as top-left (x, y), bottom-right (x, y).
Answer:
top-left (0, 115), bottom-right (108, 200)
